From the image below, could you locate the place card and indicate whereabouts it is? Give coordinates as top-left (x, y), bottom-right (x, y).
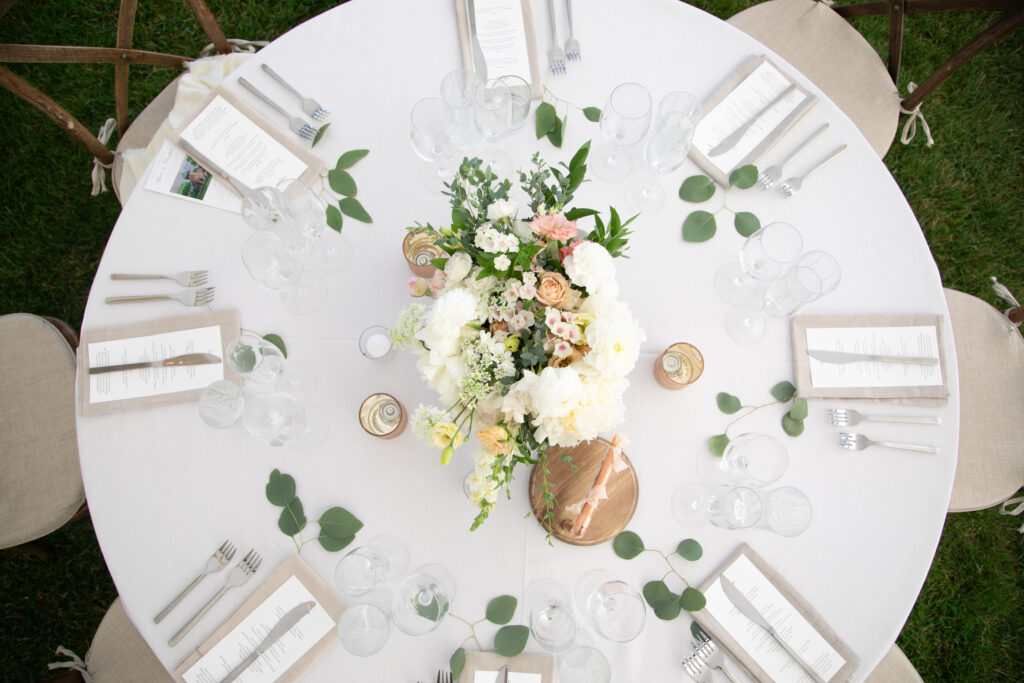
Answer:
top-left (454, 0), bottom-right (542, 98)
top-left (694, 544), bottom-right (859, 683)
top-left (691, 56), bottom-right (816, 185)
top-left (77, 310), bottom-right (241, 415)
top-left (144, 140), bottom-right (243, 213)
top-left (175, 554), bottom-right (345, 683)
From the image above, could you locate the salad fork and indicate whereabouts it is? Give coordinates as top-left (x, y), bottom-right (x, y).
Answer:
top-left (546, 0), bottom-right (566, 74)
top-left (238, 77), bottom-right (317, 140)
top-left (169, 549), bottom-right (262, 646)
top-left (828, 408), bottom-right (942, 427)
top-left (682, 651), bottom-right (710, 682)
top-left (778, 144), bottom-right (847, 197)
top-left (839, 431), bottom-right (939, 454)
top-left (111, 270), bottom-right (208, 287)
top-left (758, 123), bottom-right (828, 190)
top-left (154, 540), bottom-right (235, 624)
top-left (696, 639), bottom-right (740, 682)
top-left (260, 63), bottom-right (330, 121)
top-left (436, 670), bottom-right (453, 683)
top-left (105, 287), bottom-right (215, 307)
top-left (564, 0), bottom-right (581, 61)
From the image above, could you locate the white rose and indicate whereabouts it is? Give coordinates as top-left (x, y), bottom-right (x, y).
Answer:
top-left (444, 251), bottom-right (472, 283)
top-left (487, 199), bottom-right (518, 221)
top-left (501, 370), bottom-right (538, 424)
top-left (415, 288), bottom-right (479, 359)
top-left (531, 366), bottom-right (586, 419)
top-left (464, 267), bottom-right (498, 294)
top-left (583, 312), bottom-right (645, 377)
top-left (578, 290), bottom-right (628, 319)
top-left (564, 242), bottom-right (617, 294)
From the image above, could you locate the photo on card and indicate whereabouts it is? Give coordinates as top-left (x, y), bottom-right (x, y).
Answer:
top-left (173, 155), bottom-right (213, 200)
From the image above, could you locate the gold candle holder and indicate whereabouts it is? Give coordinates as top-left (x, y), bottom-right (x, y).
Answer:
top-left (403, 232), bottom-right (444, 278)
top-left (654, 343), bottom-right (704, 389)
top-left (358, 393), bottom-right (407, 439)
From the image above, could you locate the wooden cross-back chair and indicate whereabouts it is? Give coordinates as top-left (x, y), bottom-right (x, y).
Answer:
top-left (0, 0), bottom-right (233, 169)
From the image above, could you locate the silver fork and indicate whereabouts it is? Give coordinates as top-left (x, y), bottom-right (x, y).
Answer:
top-left (839, 431), bottom-right (939, 454)
top-left (436, 670), bottom-right (453, 683)
top-left (682, 651), bottom-right (710, 682)
top-left (105, 287), bottom-right (215, 307)
top-left (697, 639), bottom-right (740, 683)
top-left (153, 540), bottom-right (235, 624)
top-left (758, 123), bottom-right (828, 190)
top-left (169, 549), bottom-right (262, 646)
top-left (564, 0), bottom-right (581, 61)
top-left (260, 63), bottom-right (330, 121)
top-left (778, 144), bottom-right (847, 197)
top-left (111, 270), bottom-right (208, 287)
top-left (546, 0), bottom-right (566, 74)
top-left (238, 77), bottom-right (317, 140)
top-left (828, 408), bottom-right (942, 427)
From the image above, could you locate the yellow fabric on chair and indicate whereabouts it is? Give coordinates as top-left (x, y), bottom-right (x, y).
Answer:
top-left (727, 0), bottom-right (900, 158)
top-left (945, 288), bottom-right (1024, 512)
top-left (865, 645), bottom-right (924, 682)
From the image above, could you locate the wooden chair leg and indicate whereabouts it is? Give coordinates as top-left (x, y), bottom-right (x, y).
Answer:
top-left (888, 0), bottom-right (907, 83)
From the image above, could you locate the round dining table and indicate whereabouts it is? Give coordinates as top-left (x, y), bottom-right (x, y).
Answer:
top-left (76, 0), bottom-right (959, 680)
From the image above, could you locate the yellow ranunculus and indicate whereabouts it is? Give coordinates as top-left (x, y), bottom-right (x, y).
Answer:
top-left (429, 421), bottom-right (465, 450)
top-left (440, 446), bottom-right (454, 465)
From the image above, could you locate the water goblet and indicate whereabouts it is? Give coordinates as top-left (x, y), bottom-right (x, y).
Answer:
top-left (391, 563), bottom-right (456, 635)
top-left (707, 485), bottom-right (763, 529)
top-left (226, 333), bottom-right (286, 383)
top-left (714, 222), bottom-right (804, 304)
top-left (758, 486), bottom-right (813, 537)
top-left (574, 569), bottom-right (646, 642)
top-left (197, 379), bottom-right (245, 428)
top-left (410, 97), bottom-right (458, 192)
top-left (440, 69), bottom-right (484, 151)
top-left (525, 578), bottom-right (577, 651)
top-left (626, 91), bottom-right (701, 211)
top-left (241, 391), bottom-right (329, 451)
top-left (592, 82), bottom-right (652, 183)
top-left (334, 534), bottom-right (409, 597)
top-left (696, 432), bottom-right (789, 489)
top-left (241, 231), bottom-right (303, 292)
top-left (761, 263), bottom-right (825, 318)
top-left (239, 185), bottom-right (287, 231)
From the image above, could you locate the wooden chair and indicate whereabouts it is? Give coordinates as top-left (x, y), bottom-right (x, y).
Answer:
top-left (0, 1), bottom-right (234, 193)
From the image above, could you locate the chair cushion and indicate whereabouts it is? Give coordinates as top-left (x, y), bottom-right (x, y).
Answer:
top-left (86, 598), bottom-right (174, 682)
top-left (865, 644), bottom-right (923, 682)
top-left (945, 288), bottom-right (1024, 512)
top-left (728, 0), bottom-right (900, 157)
top-left (0, 314), bottom-right (83, 549)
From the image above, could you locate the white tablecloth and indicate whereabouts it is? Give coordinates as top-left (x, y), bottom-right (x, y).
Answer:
top-left (77, 0), bottom-right (958, 680)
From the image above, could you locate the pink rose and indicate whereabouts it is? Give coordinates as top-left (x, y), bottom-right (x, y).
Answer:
top-left (530, 213), bottom-right (578, 241)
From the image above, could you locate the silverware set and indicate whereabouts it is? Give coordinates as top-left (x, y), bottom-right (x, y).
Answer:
top-left (239, 77), bottom-right (318, 141)
top-left (828, 409), bottom-right (940, 454)
top-left (238, 64), bottom-right (331, 142)
top-left (546, 0), bottom-right (581, 75)
top-left (106, 270), bottom-right (214, 307)
top-left (261, 63), bottom-right (330, 121)
top-left (755, 123), bottom-right (847, 196)
top-left (166, 546), bottom-right (262, 646)
top-left (682, 638), bottom-right (739, 683)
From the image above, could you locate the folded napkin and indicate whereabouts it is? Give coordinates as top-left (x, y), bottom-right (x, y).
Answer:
top-left (459, 650), bottom-right (554, 683)
top-left (454, 0), bottom-right (543, 99)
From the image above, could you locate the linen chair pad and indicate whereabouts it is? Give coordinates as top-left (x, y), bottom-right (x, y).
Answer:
top-left (945, 288), bottom-right (1024, 512)
top-left (727, 0), bottom-right (900, 158)
top-left (0, 314), bottom-right (83, 549)
top-left (86, 598), bottom-right (174, 682)
top-left (111, 74), bottom-right (183, 202)
top-left (865, 644), bottom-right (924, 682)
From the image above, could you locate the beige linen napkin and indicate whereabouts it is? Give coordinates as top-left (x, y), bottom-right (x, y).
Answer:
top-left (459, 650), bottom-right (555, 682)
top-left (453, 0), bottom-right (543, 99)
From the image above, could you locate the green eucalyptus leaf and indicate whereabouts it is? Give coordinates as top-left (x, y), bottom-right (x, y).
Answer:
top-left (278, 497), bottom-right (305, 536)
top-left (262, 333), bottom-right (287, 358)
top-left (676, 539), bottom-right (703, 561)
top-left (583, 106), bottom-right (601, 122)
top-left (485, 595), bottom-right (518, 625)
top-left (451, 649), bottom-right (467, 679)
top-left (318, 506), bottom-right (363, 540)
top-left (231, 344), bottom-right (256, 373)
top-left (325, 204), bottom-right (342, 232)
top-left (729, 164), bottom-right (758, 189)
top-left (716, 392), bottom-right (742, 414)
top-left (547, 116), bottom-right (565, 148)
top-left (642, 580), bottom-right (676, 608)
top-left (789, 398), bottom-right (809, 421)
top-left (734, 211), bottom-right (761, 237)
top-left (612, 530), bottom-right (645, 559)
top-left (536, 102), bottom-right (558, 138)
top-left (691, 620), bottom-right (710, 642)
top-left (336, 148), bottom-right (369, 169)
top-left (266, 469), bottom-right (296, 506)
top-left (339, 197), bottom-right (373, 223)
top-left (654, 597), bottom-right (683, 621)
top-left (312, 123), bottom-right (330, 148)
top-left (680, 587), bottom-right (707, 612)
top-left (771, 380), bottom-right (797, 401)
top-left (682, 210), bottom-right (717, 242)
top-left (782, 413), bottom-right (806, 436)
top-left (317, 532), bottom-right (354, 552)
top-left (414, 593), bottom-right (444, 622)
top-left (679, 175), bottom-right (716, 203)
top-left (328, 168), bottom-right (357, 196)
top-left (709, 433), bottom-right (730, 457)
top-left (493, 625), bottom-right (530, 657)
top-left (564, 207), bottom-right (599, 221)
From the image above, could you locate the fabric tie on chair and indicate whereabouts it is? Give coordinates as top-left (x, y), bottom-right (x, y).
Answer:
top-left (89, 118), bottom-right (117, 196)
top-left (999, 495), bottom-right (1024, 533)
top-left (991, 276), bottom-right (1023, 327)
top-left (899, 83), bottom-right (934, 147)
top-left (48, 646), bottom-right (92, 682)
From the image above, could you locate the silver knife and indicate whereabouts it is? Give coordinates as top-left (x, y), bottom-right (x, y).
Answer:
top-left (807, 349), bottom-right (939, 366)
top-left (709, 84), bottom-right (797, 157)
top-left (88, 353), bottom-right (221, 374)
top-left (467, 0), bottom-right (487, 79)
top-left (719, 577), bottom-right (826, 683)
top-left (221, 601), bottom-right (316, 683)
top-left (495, 664), bottom-right (509, 683)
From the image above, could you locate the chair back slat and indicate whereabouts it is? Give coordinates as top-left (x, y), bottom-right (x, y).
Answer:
top-left (0, 44), bottom-right (189, 67)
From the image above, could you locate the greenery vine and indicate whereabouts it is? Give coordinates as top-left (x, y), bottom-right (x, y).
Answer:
top-left (448, 595), bottom-right (530, 679)
top-left (709, 380), bottom-right (807, 456)
top-left (265, 469), bottom-right (363, 554)
top-left (613, 531), bottom-right (706, 620)
top-left (679, 165), bottom-right (762, 242)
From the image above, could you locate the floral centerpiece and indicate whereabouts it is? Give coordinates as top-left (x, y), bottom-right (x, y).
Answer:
top-left (391, 142), bottom-right (644, 530)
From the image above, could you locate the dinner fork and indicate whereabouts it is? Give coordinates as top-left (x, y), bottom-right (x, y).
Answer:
top-left (696, 639), bottom-right (740, 683)
top-left (778, 144), bottom-right (847, 197)
top-left (238, 77), bottom-right (317, 140)
top-left (839, 431), bottom-right (939, 454)
top-left (828, 408), bottom-right (942, 427)
top-left (169, 549), bottom-right (262, 646)
top-left (564, 0), bottom-right (581, 61)
top-left (682, 651), bottom-right (710, 682)
top-left (436, 670), bottom-right (453, 683)
top-left (105, 287), bottom-right (215, 307)
top-left (153, 540), bottom-right (235, 624)
top-left (546, 0), bottom-right (566, 74)
top-left (758, 123), bottom-right (828, 190)
top-left (111, 270), bottom-right (208, 287)
top-left (260, 63), bottom-right (330, 121)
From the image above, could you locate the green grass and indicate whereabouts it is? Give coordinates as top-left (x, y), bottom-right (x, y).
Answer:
top-left (1, 1), bottom-right (1022, 680)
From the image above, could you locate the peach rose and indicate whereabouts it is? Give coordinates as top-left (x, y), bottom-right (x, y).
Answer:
top-left (530, 213), bottom-right (578, 241)
top-left (476, 424), bottom-right (512, 455)
top-left (535, 271), bottom-right (573, 309)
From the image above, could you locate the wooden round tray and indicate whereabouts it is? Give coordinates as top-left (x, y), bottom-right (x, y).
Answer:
top-left (528, 437), bottom-right (639, 546)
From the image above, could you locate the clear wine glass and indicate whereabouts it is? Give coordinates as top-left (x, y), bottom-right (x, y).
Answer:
top-left (439, 69), bottom-right (484, 151)
top-left (239, 185), bottom-right (287, 231)
top-left (334, 534), bottom-right (409, 597)
top-left (499, 74), bottom-right (532, 131)
top-left (226, 334), bottom-right (286, 383)
top-left (280, 269), bottom-right (328, 316)
top-left (241, 391), bottom-right (329, 451)
top-left (410, 96), bottom-right (458, 192)
top-left (241, 231), bottom-right (303, 292)
top-left (275, 177), bottom-right (353, 272)
top-left (391, 563), bottom-right (456, 635)
top-left (525, 578), bottom-right (577, 651)
top-left (574, 569), bottom-right (646, 642)
top-left (696, 432), bottom-right (789, 489)
top-left (707, 485), bottom-right (763, 529)
top-left (714, 222), bottom-right (804, 305)
top-left (592, 82), bottom-right (652, 183)
top-left (626, 91), bottom-right (701, 211)
top-left (727, 260), bottom-right (826, 344)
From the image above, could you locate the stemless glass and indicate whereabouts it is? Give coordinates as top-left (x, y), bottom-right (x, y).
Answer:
top-left (499, 74), bottom-right (532, 131)
top-left (574, 569), bottom-right (647, 643)
top-left (759, 486), bottom-right (813, 537)
top-left (391, 563), bottom-right (456, 635)
top-left (473, 79), bottom-right (512, 141)
top-left (410, 97), bottom-right (458, 192)
top-left (762, 264), bottom-right (824, 318)
top-left (592, 83), bottom-right (652, 183)
top-left (440, 69), bottom-right (484, 151)
top-left (334, 535), bottom-right (409, 597)
top-left (559, 646), bottom-right (611, 683)
top-left (197, 379), bottom-right (245, 428)
top-left (626, 92), bottom-right (701, 211)
top-left (707, 485), bottom-right (763, 529)
top-left (337, 602), bottom-right (390, 657)
top-left (226, 334), bottom-right (286, 383)
top-left (696, 432), bottom-right (789, 489)
top-left (241, 392), bottom-right (329, 450)
top-left (525, 578), bottom-right (577, 651)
